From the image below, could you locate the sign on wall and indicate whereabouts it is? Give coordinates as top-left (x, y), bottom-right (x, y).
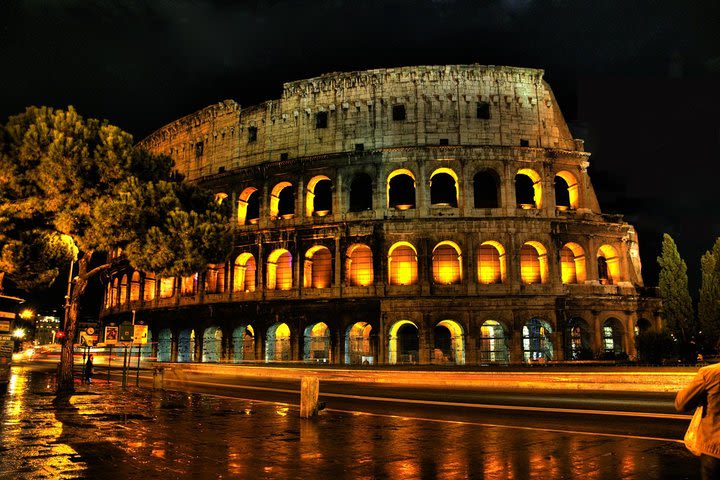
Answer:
top-left (104, 326), bottom-right (118, 345)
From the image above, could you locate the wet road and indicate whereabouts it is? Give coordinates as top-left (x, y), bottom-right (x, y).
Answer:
top-left (0, 364), bottom-right (699, 479)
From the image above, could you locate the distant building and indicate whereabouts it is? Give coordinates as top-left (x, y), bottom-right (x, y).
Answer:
top-left (34, 315), bottom-right (60, 345)
top-left (101, 65), bottom-right (661, 365)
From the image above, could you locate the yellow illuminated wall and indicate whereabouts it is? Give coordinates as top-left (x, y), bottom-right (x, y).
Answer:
top-left (477, 241), bottom-right (506, 284)
top-left (346, 244), bottom-right (374, 286)
top-left (560, 242), bottom-right (586, 284)
top-left (388, 242), bottom-right (418, 286)
top-left (597, 244), bottom-right (620, 284)
top-left (432, 241), bottom-right (462, 285)
top-left (347, 322), bottom-right (373, 362)
top-left (181, 274), bottom-right (197, 295)
top-left (267, 249), bottom-right (293, 290)
top-left (129, 272), bottom-right (141, 302)
top-left (159, 277), bottom-right (175, 298)
top-left (233, 253), bottom-right (256, 292)
top-left (520, 242), bottom-right (548, 284)
top-left (143, 273), bottom-right (156, 301)
top-left (118, 274), bottom-right (128, 305)
top-left (237, 187), bottom-right (258, 225)
top-left (516, 168), bottom-right (543, 208)
top-left (304, 246), bottom-right (332, 288)
top-left (555, 171), bottom-right (579, 209)
top-left (205, 263), bottom-right (226, 293)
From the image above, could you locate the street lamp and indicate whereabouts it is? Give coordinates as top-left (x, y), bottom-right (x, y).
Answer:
top-left (13, 328), bottom-right (25, 339)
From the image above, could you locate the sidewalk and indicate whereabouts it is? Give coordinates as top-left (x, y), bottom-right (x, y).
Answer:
top-left (0, 365), bottom-right (700, 479)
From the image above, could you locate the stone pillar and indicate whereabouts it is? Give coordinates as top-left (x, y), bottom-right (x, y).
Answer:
top-left (300, 377), bottom-right (320, 418)
top-left (419, 316), bottom-right (431, 365)
top-left (511, 328), bottom-right (523, 364)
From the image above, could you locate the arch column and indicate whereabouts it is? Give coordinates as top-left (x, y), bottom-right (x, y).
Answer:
top-left (592, 314), bottom-right (603, 356)
top-left (511, 328), bottom-right (522, 363)
top-left (171, 328), bottom-right (179, 362)
top-left (419, 315), bottom-right (431, 364)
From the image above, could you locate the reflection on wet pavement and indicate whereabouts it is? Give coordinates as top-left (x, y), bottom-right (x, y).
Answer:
top-left (0, 366), bottom-right (698, 479)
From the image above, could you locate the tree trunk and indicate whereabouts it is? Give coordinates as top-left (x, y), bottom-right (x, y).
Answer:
top-left (56, 252), bottom-right (108, 394)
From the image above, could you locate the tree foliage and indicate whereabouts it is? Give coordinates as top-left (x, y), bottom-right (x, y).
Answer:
top-left (699, 238), bottom-right (720, 353)
top-left (0, 106), bottom-right (232, 392)
top-left (656, 233), bottom-right (694, 343)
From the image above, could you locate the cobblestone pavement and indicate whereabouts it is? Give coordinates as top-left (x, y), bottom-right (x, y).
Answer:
top-left (0, 366), bottom-right (699, 479)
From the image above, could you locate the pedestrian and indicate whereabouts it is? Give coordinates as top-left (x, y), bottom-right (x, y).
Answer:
top-left (84, 354), bottom-right (94, 384)
top-left (676, 362), bottom-right (720, 479)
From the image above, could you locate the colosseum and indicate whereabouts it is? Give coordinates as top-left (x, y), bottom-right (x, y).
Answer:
top-left (100, 64), bottom-right (662, 366)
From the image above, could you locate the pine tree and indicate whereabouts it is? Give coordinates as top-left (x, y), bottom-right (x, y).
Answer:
top-left (657, 234), bottom-right (694, 344)
top-left (0, 106), bottom-right (232, 393)
top-left (699, 238), bottom-right (720, 353)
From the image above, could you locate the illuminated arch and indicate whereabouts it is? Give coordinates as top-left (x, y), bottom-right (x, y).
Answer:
top-left (515, 168), bottom-right (543, 209)
top-left (177, 329), bottom-right (196, 362)
top-left (479, 320), bottom-right (509, 364)
top-left (560, 242), bottom-right (586, 284)
top-left (237, 187), bottom-right (260, 225)
top-left (267, 249), bottom-right (293, 290)
top-left (602, 317), bottom-right (625, 357)
top-left (345, 322), bottom-right (373, 364)
top-left (387, 169), bottom-right (416, 210)
top-left (157, 329), bottom-right (172, 362)
top-left (555, 171), bottom-right (579, 209)
top-left (522, 318), bottom-right (553, 362)
top-left (159, 277), bottom-right (175, 298)
top-left (214, 192), bottom-right (228, 205)
top-left (143, 273), bottom-right (156, 302)
top-left (118, 274), bottom-right (128, 306)
top-left (566, 317), bottom-right (592, 360)
top-left (303, 322), bottom-right (330, 362)
top-left (305, 175), bottom-right (333, 217)
top-left (181, 274), bottom-right (197, 296)
top-left (304, 245), bottom-right (332, 289)
top-left (233, 253), bottom-right (256, 293)
top-left (232, 325), bottom-right (255, 362)
top-left (520, 241), bottom-right (549, 284)
top-left (477, 240), bottom-right (506, 284)
top-left (129, 271), bottom-right (141, 302)
top-left (110, 278), bottom-right (118, 307)
top-left (346, 244), bottom-right (374, 286)
top-left (202, 326), bottom-right (222, 363)
top-left (270, 181), bottom-right (295, 218)
top-left (388, 241), bottom-right (418, 286)
top-left (388, 320), bottom-right (419, 365)
top-left (265, 323), bottom-right (291, 361)
top-left (434, 320), bottom-right (465, 365)
top-left (597, 244), bottom-right (621, 285)
top-left (429, 168), bottom-right (459, 207)
top-left (205, 263), bottom-right (226, 293)
top-left (432, 241), bottom-right (462, 285)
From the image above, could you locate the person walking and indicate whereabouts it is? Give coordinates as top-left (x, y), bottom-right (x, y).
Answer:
top-left (84, 354), bottom-right (94, 384)
top-left (676, 362), bottom-right (720, 479)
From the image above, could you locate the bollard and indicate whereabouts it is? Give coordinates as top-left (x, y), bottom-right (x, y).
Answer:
top-left (152, 367), bottom-right (164, 390)
top-left (300, 377), bottom-right (320, 418)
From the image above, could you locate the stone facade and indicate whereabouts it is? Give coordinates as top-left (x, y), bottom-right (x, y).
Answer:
top-left (101, 65), bottom-right (661, 366)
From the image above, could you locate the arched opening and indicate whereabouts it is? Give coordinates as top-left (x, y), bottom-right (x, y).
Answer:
top-left (388, 242), bottom-right (418, 286)
top-left (555, 171), bottom-right (579, 210)
top-left (177, 329), bottom-right (196, 363)
top-left (306, 175), bottom-right (333, 217)
top-left (303, 322), bottom-right (330, 362)
top-left (181, 274), bottom-right (197, 296)
top-left (205, 263), bottom-right (226, 293)
top-left (265, 323), bottom-right (291, 361)
top-left (473, 170), bottom-right (500, 208)
top-left (349, 173), bottom-right (373, 212)
top-left (143, 273), bottom-right (156, 302)
top-left (597, 244), bottom-right (621, 285)
top-left (140, 328), bottom-right (153, 359)
top-left (387, 169), bottom-right (416, 210)
top-left (602, 318), bottom-right (625, 358)
top-left (345, 322), bottom-right (373, 364)
top-left (118, 274), bottom-right (128, 306)
top-left (238, 187), bottom-right (260, 225)
top-left (515, 168), bottom-right (542, 209)
top-left (520, 241), bottom-right (548, 284)
top-left (432, 241), bottom-right (462, 285)
top-left (388, 320), bottom-right (419, 364)
top-left (479, 320), bottom-right (509, 364)
top-left (129, 272), bottom-right (141, 302)
top-left (303, 246), bottom-right (332, 289)
top-left (202, 326), bottom-right (222, 363)
top-left (560, 243), bottom-right (587, 284)
top-left (232, 325), bottom-right (255, 362)
top-left (433, 320), bottom-right (465, 365)
top-left (266, 249), bottom-right (293, 290)
top-left (522, 318), bottom-right (553, 363)
top-left (635, 318), bottom-right (652, 337)
top-left (159, 277), bottom-right (175, 298)
top-left (111, 278), bottom-right (118, 307)
top-left (104, 283), bottom-right (112, 309)
top-left (565, 317), bottom-right (592, 360)
top-left (346, 244), bottom-right (373, 286)
top-left (270, 182), bottom-right (295, 218)
top-left (477, 241), bottom-right (506, 284)
top-left (430, 168), bottom-right (459, 207)
top-left (157, 329), bottom-right (172, 362)
top-left (233, 253), bottom-right (256, 293)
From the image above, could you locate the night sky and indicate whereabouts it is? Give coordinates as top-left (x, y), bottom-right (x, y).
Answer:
top-left (2, 0), bottom-right (720, 309)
